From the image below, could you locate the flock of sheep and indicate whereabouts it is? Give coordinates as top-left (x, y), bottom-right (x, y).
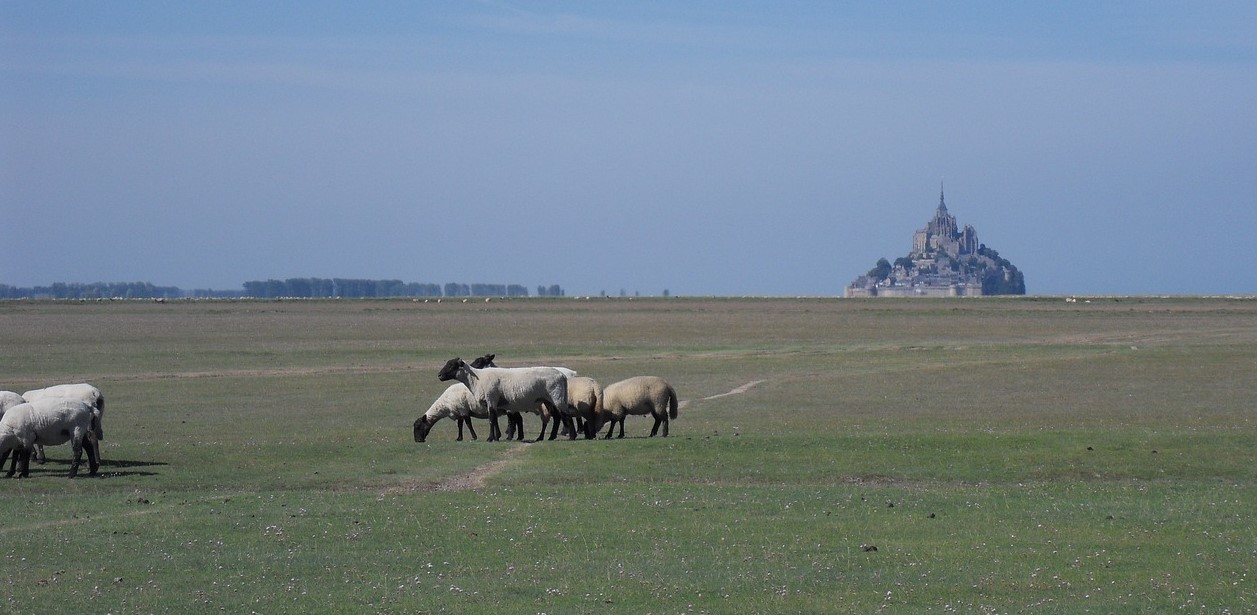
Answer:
top-left (1, 356), bottom-right (676, 478)
top-left (415, 354), bottom-right (679, 443)
top-left (0, 383), bottom-right (105, 478)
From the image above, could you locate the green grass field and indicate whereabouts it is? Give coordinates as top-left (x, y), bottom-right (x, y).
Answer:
top-left (2, 296), bottom-right (1254, 613)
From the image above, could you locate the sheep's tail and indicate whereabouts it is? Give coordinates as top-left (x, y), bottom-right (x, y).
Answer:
top-left (667, 386), bottom-right (678, 419)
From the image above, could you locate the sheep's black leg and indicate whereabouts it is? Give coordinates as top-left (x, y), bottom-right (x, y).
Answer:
top-left (84, 437), bottom-right (99, 475)
top-left (650, 415), bottom-right (665, 437)
top-left (2, 448), bottom-right (14, 477)
top-left (456, 418), bottom-right (465, 441)
top-left (465, 419), bottom-right (478, 441)
top-left (86, 432), bottom-right (100, 466)
top-left (617, 418), bottom-right (626, 439)
top-left (602, 421), bottom-right (615, 439)
top-left (69, 442), bottom-right (82, 478)
top-left (536, 416), bottom-right (549, 442)
top-left (563, 416), bottom-right (577, 440)
top-left (18, 447), bottom-right (31, 478)
top-left (488, 407), bottom-right (501, 442)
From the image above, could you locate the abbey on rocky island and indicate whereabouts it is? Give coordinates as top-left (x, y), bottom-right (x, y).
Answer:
top-left (846, 188), bottom-right (1025, 297)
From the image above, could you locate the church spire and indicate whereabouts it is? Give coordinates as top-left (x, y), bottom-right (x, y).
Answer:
top-left (938, 180), bottom-right (947, 212)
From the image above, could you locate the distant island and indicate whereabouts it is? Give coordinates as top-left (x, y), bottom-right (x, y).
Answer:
top-left (846, 189), bottom-right (1025, 297)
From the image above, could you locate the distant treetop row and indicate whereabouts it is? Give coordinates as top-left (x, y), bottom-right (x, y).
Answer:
top-left (0, 279), bottom-right (565, 300)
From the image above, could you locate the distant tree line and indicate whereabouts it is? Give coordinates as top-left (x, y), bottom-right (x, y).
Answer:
top-left (0, 281), bottom-right (183, 300)
top-left (243, 278), bottom-right (447, 299)
top-left (1, 278), bottom-right (565, 300)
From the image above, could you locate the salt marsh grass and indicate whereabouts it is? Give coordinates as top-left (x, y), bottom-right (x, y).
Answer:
top-left (1, 296), bottom-right (1254, 613)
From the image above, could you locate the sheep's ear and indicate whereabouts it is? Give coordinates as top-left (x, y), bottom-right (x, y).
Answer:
top-left (486, 353), bottom-right (495, 361)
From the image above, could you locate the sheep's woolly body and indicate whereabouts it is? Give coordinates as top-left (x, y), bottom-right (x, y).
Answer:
top-left (22, 382), bottom-right (105, 465)
top-left (457, 366), bottom-right (568, 416)
top-left (597, 376), bottom-right (679, 438)
top-left (21, 382), bottom-right (103, 408)
top-left (0, 397), bottom-right (99, 478)
top-left (565, 376), bottom-right (601, 423)
top-left (22, 382), bottom-right (105, 438)
top-left (424, 384), bottom-right (487, 423)
top-left (438, 359), bottom-right (568, 442)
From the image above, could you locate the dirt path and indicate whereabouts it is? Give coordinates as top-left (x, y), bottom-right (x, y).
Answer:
top-left (429, 442), bottom-right (532, 492)
top-left (427, 379), bottom-right (766, 492)
top-left (678, 379), bottom-right (765, 409)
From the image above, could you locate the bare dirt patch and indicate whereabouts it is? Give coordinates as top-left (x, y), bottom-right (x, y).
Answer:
top-left (380, 442), bottom-right (534, 495)
top-left (431, 443), bottom-right (532, 492)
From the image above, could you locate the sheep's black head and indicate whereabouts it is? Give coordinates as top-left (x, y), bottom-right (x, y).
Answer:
top-left (414, 415), bottom-right (433, 442)
top-left (437, 358), bottom-right (464, 382)
top-left (470, 353), bottom-right (497, 369)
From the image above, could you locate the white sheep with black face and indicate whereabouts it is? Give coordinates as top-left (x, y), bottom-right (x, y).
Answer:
top-left (414, 383), bottom-right (491, 443)
top-left (466, 354), bottom-right (590, 440)
top-left (595, 376), bottom-right (679, 439)
top-left (437, 358), bottom-right (568, 443)
top-left (0, 397), bottom-right (99, 479)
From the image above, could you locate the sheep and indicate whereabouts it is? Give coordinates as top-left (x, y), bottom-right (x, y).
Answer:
top-left (413, 383), bottom-right (490, 443)
top-left (595, 376), bottom-right (679, 439)
top-left (470, 354), bottom-right (589, 440)
top-left (463, 353), bottom-right (539, 440)
top-left (0, 392), bottom-right (25, 470)
top-left (409, 354), bottom-right (504, 444)
top-left (439, 357), bottom-right (567, 442)
top-left (0, 391), bottom-right (24, 413)
top-left (565, 376), bottom-right (602, 440)
top-left (408, 352), bottom-right (526, 443)
top-left (437, 358), bottom-right (568, 442)
top-left (0, 397), bottom-right (99, 478)
top-left (22, 383), bottom-right (106, 465)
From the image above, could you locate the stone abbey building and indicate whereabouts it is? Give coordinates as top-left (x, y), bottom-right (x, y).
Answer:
top-left (846, 189), bottom-right (1025, 297)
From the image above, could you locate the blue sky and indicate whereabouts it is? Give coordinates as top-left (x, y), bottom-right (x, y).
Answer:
top-left (3, 2), bottom-right (1255, 295)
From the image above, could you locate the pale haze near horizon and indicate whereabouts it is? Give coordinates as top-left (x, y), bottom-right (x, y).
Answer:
top-left (3, 2), bottom-right (1255, 296)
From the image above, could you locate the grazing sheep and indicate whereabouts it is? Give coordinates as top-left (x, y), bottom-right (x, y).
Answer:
top-left (565, 376), bottom-right (602, 439)
top-left (0, 398), bottom-right (99, 478)
top-left (413, 384), bottom-right (490, 442)
top-left (596, 376), bottom-right (679, 439)
top-left (22, 383), bottom-right (106, 465)
top-left (437, 358), bottom-right (567, 442)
